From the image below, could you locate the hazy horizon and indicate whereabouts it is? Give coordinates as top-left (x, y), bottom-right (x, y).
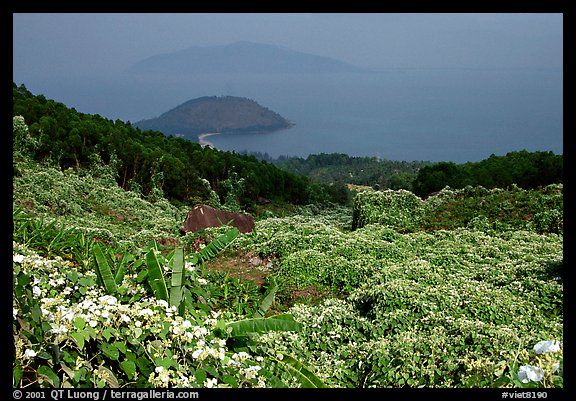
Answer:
top-left (12, 13), bottom-right (563, 163)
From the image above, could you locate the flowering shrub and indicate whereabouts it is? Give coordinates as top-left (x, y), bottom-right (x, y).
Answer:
top-left (352, 189), bottom-right (424, 231)
top-left (13, 242), bottom-right (269, 388)
top-left (244, 214), bottom-right (563, 387)
top-left (13, 161), bottom-right (188, 248)
top-left (352, 185), bottom-right (563, 234)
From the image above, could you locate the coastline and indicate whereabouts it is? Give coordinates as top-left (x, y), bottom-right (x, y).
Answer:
top-left (198, 133), bottom-right (221, 149)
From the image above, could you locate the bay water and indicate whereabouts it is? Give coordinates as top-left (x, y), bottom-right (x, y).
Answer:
top-left (18, 68), bottom-right (563, 163)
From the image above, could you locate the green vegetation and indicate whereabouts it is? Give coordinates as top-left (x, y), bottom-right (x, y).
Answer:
top-left (352, 185), bottom-right (563, 234)
top-left (13, 86), bottom-right (562, 389)
top-left (12, 83), bottom-right (339, 210)
top-left (273, 152), bottom-right (430, 192)
top-left (412, 153), bottom-right (562, 197)
top-left (269, 150), bottom-right (562, 200)
top-left (237, 190), bottom-right (562, 388)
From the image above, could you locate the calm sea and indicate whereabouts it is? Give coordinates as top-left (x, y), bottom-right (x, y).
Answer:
top-left (18, 68), bottom-right (563, 163)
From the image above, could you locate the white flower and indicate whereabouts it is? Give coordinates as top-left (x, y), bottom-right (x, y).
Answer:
top-left (41, 308), bottom-right (54, 322)
top-left (156, 299), bottom-right (169, 309)
top-left (13, 254), bottom-right (25, 263)
top-left (192, 348), bottom-right (208, 361)
top-left (533, 340), bottom-right (560, 354)
top-left (138, 308), bottom-right (154, 317)
top-left (205, 377), bottom-right (217, 388)
top-left (24, 349), bottom-right (37, 359)
top-left (518, 365), bottom-right (544, 383)
top-left (98, 295), bottom-right (118, 305)
top-left (193, 326), bottom-right (208, 338)
top-left (244, 365), bottom-right (261, 380)
top-left (49, 324), bottom-right (68, 335)
top-left (233, 352), bottom-right (251, 362)
top-left (226, 358), bottom-right (240, 367)
top-left (62, 310), bottom-right (76, 321)
top-left (155, 366), bottom-right (165, 374)
top-left (197, 278), bottom-right (208, 285)
top-left (13, 308), bottom-right (18, 320)
top-left (32, 286), bottom-right (42, 297)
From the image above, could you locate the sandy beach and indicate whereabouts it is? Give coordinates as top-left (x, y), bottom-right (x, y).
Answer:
top-left (198, 133), bottom-right (221, 149)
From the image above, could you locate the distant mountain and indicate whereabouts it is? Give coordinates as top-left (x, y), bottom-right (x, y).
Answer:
top-left (127, 41), bottom-right (369, 75)
top-left (134, 96), bottom-right (294, 139)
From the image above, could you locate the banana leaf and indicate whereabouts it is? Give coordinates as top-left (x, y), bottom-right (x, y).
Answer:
top-left (275, 352), bottom-right (327, 388)
top-left (145, 248), bottom-right (168, 302)
top-left (254, 279), bottom-right (278, 318)
top-left (93, 244), bottom-right (117, 294)
top-left (194, 227), bottom-right (240, 264)
top-left (169, 248), bottom-right (185, 308)
top-left (114, 253), bottom-right (133, 285)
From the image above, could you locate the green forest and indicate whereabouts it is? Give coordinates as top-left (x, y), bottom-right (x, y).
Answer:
top-left (13, 83), bottom-right (563, 390)
top-left (270, 150), bottom-right (562, 198)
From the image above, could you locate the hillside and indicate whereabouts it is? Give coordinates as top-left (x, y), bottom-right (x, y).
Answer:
top-left (127, 41), bottom-right (369, 75)
top-left (12, 83), bottom-right (326, 209)
top-left (12, 103), bottom-right (564, 389)
top-left (134, 96), bottom-right (294, 140)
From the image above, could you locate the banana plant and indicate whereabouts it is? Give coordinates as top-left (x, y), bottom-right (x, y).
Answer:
top-left (268, 352), bottom-right (327, 388)
top-left (92, 244), bottom-right (135, 295)
top-left (222, 278), bottom-right (327, 388)
top-left (91, 229), bottom-right (326, 388)
top-left (144, 242), bottom-right (169, 302)
top-left (92, 244), bottom-right (118, 294)
top-left (92, 227), bottom-right (241, 308)
top-left (168, 248), bottom-right (185, 310)
top-left (191, 227), bottom-right (241, 265)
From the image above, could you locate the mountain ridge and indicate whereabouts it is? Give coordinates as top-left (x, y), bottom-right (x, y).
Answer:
top-left (134, 95), bottom-right (294, 140)
top-left (127, 41), bottom-right (369, 75)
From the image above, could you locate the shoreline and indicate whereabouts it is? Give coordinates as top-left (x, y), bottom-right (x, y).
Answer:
top-left (198, 132), bottom-right (221, 149)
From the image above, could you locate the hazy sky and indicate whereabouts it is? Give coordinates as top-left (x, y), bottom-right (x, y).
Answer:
top-left (13, 12), bottom-right (563, 79)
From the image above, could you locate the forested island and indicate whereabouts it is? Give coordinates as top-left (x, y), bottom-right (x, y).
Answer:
top-left (133, 96), bottom-right (294, 141)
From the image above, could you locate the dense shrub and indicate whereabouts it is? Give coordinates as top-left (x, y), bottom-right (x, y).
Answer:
top-left (352, 185), bottom-right (563, 234)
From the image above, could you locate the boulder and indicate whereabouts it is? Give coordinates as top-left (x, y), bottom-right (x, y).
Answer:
top-left (257, 196), bottom-right (271, 205)
top-left (180, 204), bottom-right (255, 234)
